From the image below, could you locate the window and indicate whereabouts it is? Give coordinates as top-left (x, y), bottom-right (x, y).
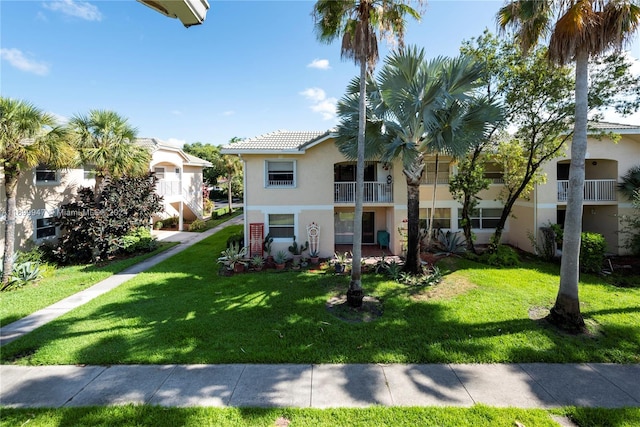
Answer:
top-left (35, 165), bottom-right (57, 183)
top-left (35, 217), bottom-right (56, 239)
top-left (483, 162), bottom-right (504, 184)
top-left (419, 208), bottom-right (451, 229)
top-left (461, 208), bottom-right (502, 229)
top-left (268, 214), bottom-right (294, 238)
top-left (423, 162), bottom-right (450, 184)
top-left (83, 164), bottom-right (97, 180)
top-left (154, 167), bottom-right (165, 179)
top-left (266, 161), bottom-right (295, 187)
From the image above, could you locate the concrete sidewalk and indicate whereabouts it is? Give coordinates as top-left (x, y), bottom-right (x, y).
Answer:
top-left (0, 215), bottom-right (244, 346)
top-left (1, 363), bottom-right (639, 409)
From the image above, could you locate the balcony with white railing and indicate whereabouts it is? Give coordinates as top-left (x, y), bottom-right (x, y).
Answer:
top-left (557, 179), bottom-right (617, 202)
top-left (334, 182), bottom-right (393, 204)
top-left (156, 180), bottom-right (182, 197)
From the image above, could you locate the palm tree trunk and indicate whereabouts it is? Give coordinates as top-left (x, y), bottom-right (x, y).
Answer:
top-left (404, 171), bottom-right (422, 274)
top-left (2, 173), bottom-right (19, 286)
top-left (548, 49), bottom-right (587, 331)
top-left (426, 154), bottom-right (439, 249)
top-left (348, 59), bottom-right (366, 307)
top-left (227, 174), bottom-right (234, 213)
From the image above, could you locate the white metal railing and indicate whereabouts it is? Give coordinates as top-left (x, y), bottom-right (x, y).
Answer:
top-left (334, 182), bottom-right (393, 203)
top-left (557, 179), bottom-right (617, 202)
top-left (267, 179), bottom-right (294, 187)
top-left (156, 180), bottom-right (182, 196)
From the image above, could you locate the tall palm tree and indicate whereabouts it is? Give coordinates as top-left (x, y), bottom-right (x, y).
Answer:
top-left (498, 0), bottom-right (640, 331)
top-left (336, 48), bottom-right (501, 273)
top-left (313, 0), bottom-right (422, 305)
top-left (618, 165), bottom-right (640, 201)
top-left (69, 110), bottom-right (150, 201)
top-left (0, 97), bottom-right (75, 285)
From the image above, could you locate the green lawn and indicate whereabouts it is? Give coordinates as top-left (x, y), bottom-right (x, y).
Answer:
top-left (0, 242), bottom-right (178, 327)
top-left (1, 224), bottom-right (639, 365)
top-left (4, 405), bottom-right (639, 427)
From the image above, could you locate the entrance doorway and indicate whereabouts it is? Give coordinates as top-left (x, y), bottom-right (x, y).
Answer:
top-left (334, 211), bottom-right (375, 244)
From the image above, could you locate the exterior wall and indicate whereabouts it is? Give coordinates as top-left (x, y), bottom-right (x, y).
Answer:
top-left (0, 167), bottom-right (92, 254)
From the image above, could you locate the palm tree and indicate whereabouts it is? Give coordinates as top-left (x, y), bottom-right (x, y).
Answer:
top-left (0, 97), bottom-right (75, 285)
top-left (69, 110), bottom-right (150, 201)
top-left (313, 0), bottom-right (422, 304)
top-left (221, 155), bottom-right (242, 213)
top-left (336, 48), bottom-right (501, 273)
top-left (498, 0), bottom-right (640, 331)
top-left (618, 165), bottom-right (640, 201)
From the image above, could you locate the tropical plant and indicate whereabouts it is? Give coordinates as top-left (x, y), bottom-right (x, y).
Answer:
top-left (620, 189), bottom-right (640, 255)
top-left (336, 47), bottom-right (500, 273)
top-left (0, 97), bottom-right (75, 285)
top-left (69, 110), bottom-right (150, 202)
top-left (274, 250), bottom-right (288, 266)
top-left (498, 0), bottom-right (640, 331)
top-left (618, 165), bottom-right (640, 201)
top-left (53, 175), bottom-right (162, 264)
top-left (313, 0), bottom-right (422, 306)
top-left (580, 232), bottom-right (607, 273)
top-left (188, 219), bottom-right (206, 231)
top-left (434, 230), bottom-right (467, 256)
top-left (288, 236), bottom-right (309, 256)
top-left (217, 242), bottom-right (248, 270)
top-left (0, 254), bottom-right (42, 291)
top-left (250, 255), bottom-right (265, 270)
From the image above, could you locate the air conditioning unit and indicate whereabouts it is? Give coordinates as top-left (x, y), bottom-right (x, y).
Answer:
top-left (138, 0), bottom-right (210, 28)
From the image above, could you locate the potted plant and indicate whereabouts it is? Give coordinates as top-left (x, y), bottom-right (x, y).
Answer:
top-left (291, 257), bottom-right (301, 270)
top-left (309, 249), bottom-right (320, 265)
top-left (250, 255), bottom-right (264, 272)
top-left (217, 242), bottom-right (247, 273)
top-left (263, 233), bottom-right (274, 262)
top-left (288, 235), bottom-right (308, 263)
top-left (333, 251), bottom-right (349, 274)
top-left (274, 250), bottom-right (288, 270)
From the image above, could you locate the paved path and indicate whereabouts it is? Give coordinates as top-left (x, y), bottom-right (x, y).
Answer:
top-left (0, 215), bottom-right (244, 346)
top-left (2, 363), bottom-right (639, 409)
top-left (1, 214), bottom-right (639, 411)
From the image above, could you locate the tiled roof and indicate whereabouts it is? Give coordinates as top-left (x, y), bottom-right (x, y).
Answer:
top-left (221, 130), bottom-right (332, 152)
top-left (136, 137), bottom-right (212, 167)
top-left (588, 121), bottom-right (640, 132)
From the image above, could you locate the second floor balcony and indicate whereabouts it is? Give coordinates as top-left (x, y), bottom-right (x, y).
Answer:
top-left (156, 180), bottom-right (182, 197)
top-left (335, 182), bottom-right (393, 204)
top-left (557, 179), bottom-right (617, 202)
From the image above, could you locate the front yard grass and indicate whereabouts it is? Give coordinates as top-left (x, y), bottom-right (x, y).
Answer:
top-left (1, 224), bottom-right (638, 365)
top-left (0, 242), bottom-right (178, 327)
top-left (4, 405), bottom-right (638, 427)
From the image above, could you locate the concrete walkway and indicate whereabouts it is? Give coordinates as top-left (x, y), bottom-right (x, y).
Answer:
top-left (0, 215), bottom-right (244, 346)
top-left (2, 363), bottom-right (639, 408)
top-left (1, 214), bottom-right (639, 411)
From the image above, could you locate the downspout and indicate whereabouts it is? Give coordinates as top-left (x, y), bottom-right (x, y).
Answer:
top-left (240, 155), bottom-right (247, 247)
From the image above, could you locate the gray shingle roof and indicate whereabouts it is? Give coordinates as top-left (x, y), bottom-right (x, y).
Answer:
top-left (221, 130), bottom-right (332, 153)
top-left (589, 121), bottom-right (640, 132)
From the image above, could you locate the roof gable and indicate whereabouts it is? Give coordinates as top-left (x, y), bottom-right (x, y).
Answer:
top-left (220, 130), bottom-right (334, 154)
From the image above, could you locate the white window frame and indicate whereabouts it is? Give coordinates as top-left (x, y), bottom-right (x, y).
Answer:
top-left (265, 160), bottom-right (296, 188)
top-left (268, 213), bottom-right (295, 239)
top-left (154, 167), bottom-right (165, 179)
top-left (422, 161), bottom-right (451, 185)
top-left (34, 165), bottom-right (59, 185)
top-left (462, 208), bottom-right (503, 230)
top-left (419, 207), bottom-right (452, 229)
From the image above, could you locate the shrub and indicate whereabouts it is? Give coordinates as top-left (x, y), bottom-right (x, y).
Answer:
top-left (482, 245), bottom-right (520, 267)
top-left (189, 219), bottom-right (206, 231)
top-left (52, 175), bottom-right (162, 264)
top-left (162, 216), bottom-right (179, 228)
top-left (120, 227), bottom-right (158, 254)
top-left (1, 254), bottom-right (42, 291)
top-left (153, 221), bottom-right (164, 230)
top-left (580, 232), bottom-right (607, 273)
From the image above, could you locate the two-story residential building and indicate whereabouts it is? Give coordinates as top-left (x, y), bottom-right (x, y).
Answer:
top-left (221, 123), bottom-right (639, 258)
top-left (0, 138), bottom-right (211, 253)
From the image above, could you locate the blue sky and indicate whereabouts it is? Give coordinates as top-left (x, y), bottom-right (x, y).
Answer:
top-left (2, 1), bottom-right (639, 147)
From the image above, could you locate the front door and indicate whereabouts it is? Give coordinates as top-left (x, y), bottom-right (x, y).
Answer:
top-left (362, 212), bottom-right (375, 244)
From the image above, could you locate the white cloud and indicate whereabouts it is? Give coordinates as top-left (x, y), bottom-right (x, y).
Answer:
top-left (307, 58), bottom-right (331, 70)
top-left (171, 110), bottom-right (183, 116)
top-left (0, 48), bottom-right (50, 76)
top-left (223, 110), bottom-right (235, 116)
top-left (50, 112), bottom-right (69, 124)
top-left (300, 87), bottom-right (336, 120)
top-left (43, 0), bottom-right (103, 21)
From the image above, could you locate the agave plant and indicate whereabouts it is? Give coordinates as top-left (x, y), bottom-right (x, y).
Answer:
top-left (435, 230), bottom-right (466, 256)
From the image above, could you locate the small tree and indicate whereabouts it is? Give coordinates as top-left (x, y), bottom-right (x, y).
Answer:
top-left (53, 175), bottom-right (162, 264)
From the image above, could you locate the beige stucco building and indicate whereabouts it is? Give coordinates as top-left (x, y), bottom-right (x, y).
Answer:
top-left (0, 138), bottom-right (210, 253)
top-left (221, 123), bottom-right (639, 258)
